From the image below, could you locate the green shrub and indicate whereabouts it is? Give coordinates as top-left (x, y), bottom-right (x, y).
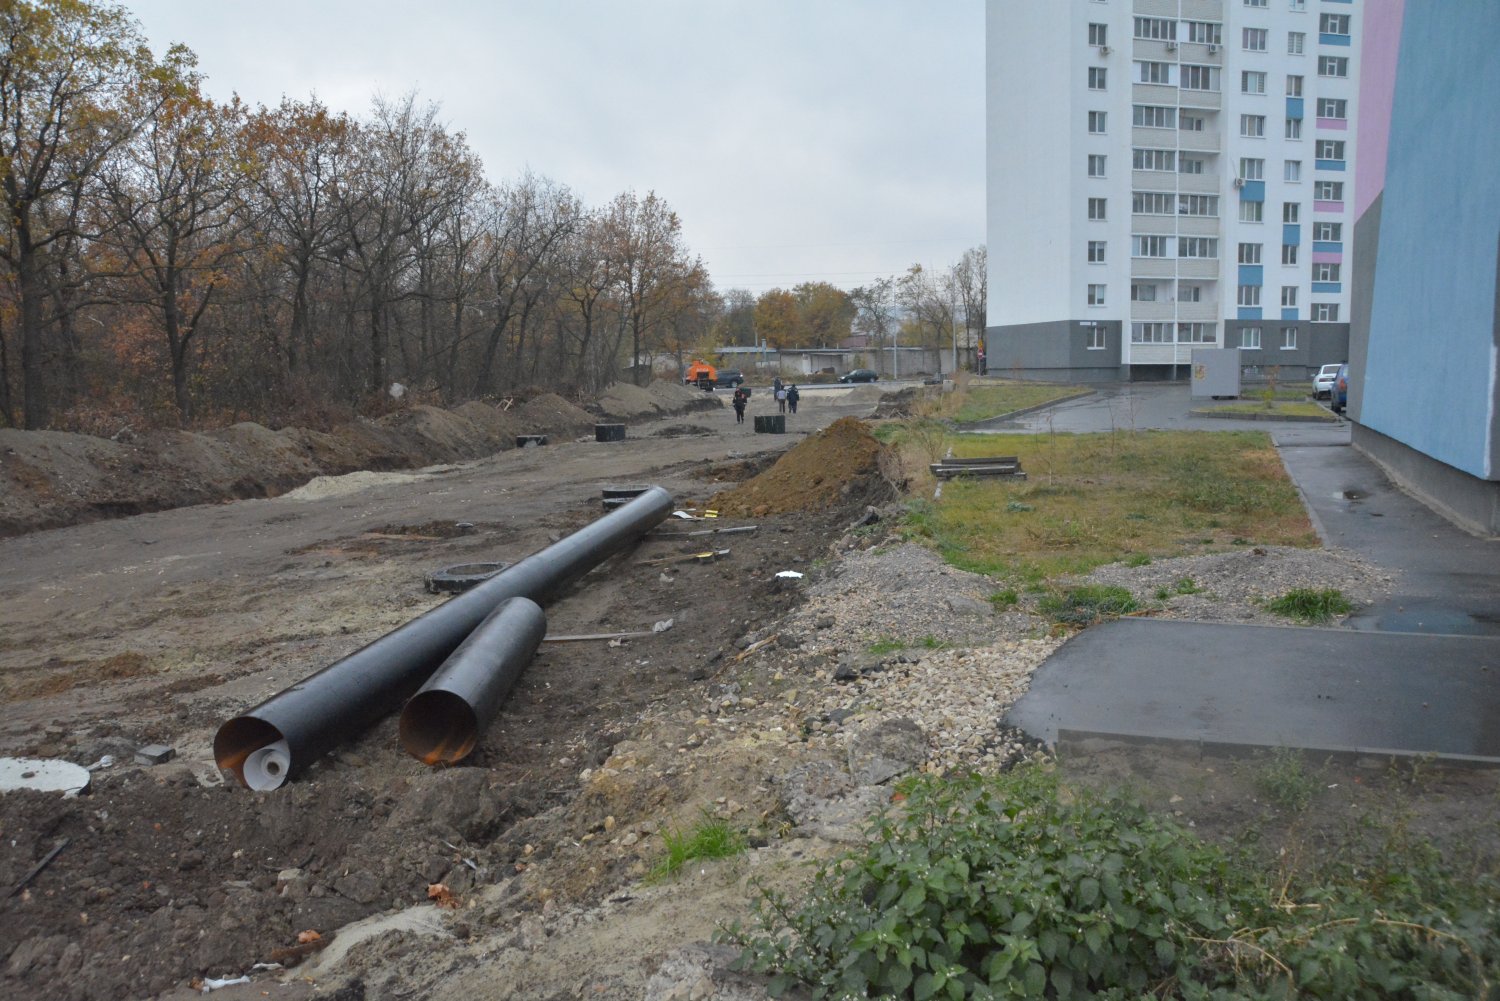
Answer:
top-left (1264, 588), bottom-right (1353, 624)
top-left (988, 589), bottom-right (1019, 611)
top-left (1038, 585), bottom-right (1137, 627)
top-left (1125, 553), bottom-right (1152, 567)
top-left (651, 812), bottom-right (745, 880)
top-left (1250, 747), bottom-right (1319, 812)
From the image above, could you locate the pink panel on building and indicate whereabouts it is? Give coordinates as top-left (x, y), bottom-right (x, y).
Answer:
top-left (1317, 118), bottom-right (1348, 131)
top-left (1356, 0), bottom-right (1408, 218)
top-left (1314, 200), bottom-right (1344, 213)
top-left (1312, 251), bottom-right (1344, 264)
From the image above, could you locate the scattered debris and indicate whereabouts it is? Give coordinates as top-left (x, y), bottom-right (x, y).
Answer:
top-left (424, 562), bottom-right (512, 594)
top-left (930, 455), bottom-right (1027, 479)
top-left (543, 618), bottom-right (676, 643)
top-left (427, 883), bottom-right (461, 909)
top-left (134, 744), bottom-right (175, 765)
top-left (637, 549), bottom-right (730, 567)
top-left (197, 975), bottom-right (250, 993)
top-left (7, 838), bottom-right (69, 899)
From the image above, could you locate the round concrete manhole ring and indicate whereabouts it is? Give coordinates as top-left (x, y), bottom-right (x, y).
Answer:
top-left (424, 562), bottom-right (512, 594)
top-left (0, 757), bottom-right (92, 796)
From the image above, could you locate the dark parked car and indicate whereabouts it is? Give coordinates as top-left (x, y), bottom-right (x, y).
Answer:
top-left (714, 369), bottom-right (745, 388)
top-left (839, 368), bottom-right (878, 384)
top-left (1330, 363), bottom-right (1349, 415)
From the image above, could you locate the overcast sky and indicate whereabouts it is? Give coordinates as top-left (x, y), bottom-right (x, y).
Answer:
top-left (124, 1), bottom-right (985, 297)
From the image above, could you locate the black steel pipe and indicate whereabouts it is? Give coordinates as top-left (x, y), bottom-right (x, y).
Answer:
top-left (399, 596), bottom-right (546, 765)
top-left (214, 485), bottom-right (673, 788)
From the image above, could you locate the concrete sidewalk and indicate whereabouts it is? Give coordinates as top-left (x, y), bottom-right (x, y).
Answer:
top-left (1000, 385), bottom-right (1500, 763)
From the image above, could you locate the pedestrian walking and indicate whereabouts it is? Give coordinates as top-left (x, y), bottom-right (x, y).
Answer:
top-left (775, 385), bottom-right (787, 414)
top-left (786, 384), bottom-right (799, 415)
top-left (732, 386), bottom-right (747, 424)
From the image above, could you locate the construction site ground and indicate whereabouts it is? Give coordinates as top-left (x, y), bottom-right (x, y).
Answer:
top-left (1, 381), bottom-right (1496, 1001)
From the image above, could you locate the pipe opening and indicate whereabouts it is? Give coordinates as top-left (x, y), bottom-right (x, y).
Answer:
top-left (400, 690), bottom-right (480, 765)
top-left (213, 716), bottom-right (288, 788)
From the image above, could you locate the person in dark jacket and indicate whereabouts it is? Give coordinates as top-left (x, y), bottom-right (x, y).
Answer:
top-left (786, 384), bottom-right (800, 414)
top-left (732, 386), bottom-right (748, 423)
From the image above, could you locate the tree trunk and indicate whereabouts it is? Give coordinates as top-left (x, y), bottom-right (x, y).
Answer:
top-left (17, 242), bottom-right (51, 429)
top-left (369, 301), bottom-right (386, 395)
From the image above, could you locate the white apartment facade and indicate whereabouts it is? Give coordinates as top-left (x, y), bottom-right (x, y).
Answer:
top-left (985, 0), bottom-right (1358, 380)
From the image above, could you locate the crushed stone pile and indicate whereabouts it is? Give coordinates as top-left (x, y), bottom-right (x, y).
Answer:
top-left (709, 417), bottom-right (896, 518)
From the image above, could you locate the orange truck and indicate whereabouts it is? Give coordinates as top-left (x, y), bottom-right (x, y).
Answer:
top-left (684, 360), bottom-right (716, 389)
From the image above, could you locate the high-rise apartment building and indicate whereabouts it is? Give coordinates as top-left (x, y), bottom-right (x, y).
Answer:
top-left (985, 0), bottom-right (1357, 380)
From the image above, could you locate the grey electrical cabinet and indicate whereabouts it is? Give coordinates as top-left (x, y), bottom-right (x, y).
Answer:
top-left (1190, 348), bottom-right (1241, 398)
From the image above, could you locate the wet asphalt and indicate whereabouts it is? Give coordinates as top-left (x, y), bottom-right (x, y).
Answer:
top-left (990, 383), bottom-right (1500, 762)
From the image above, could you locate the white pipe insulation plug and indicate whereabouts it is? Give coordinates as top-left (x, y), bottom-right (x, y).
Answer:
top-left (243, 740), bottom-right (292, 791)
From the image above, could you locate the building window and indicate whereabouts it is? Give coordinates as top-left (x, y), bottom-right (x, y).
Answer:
top-left (1132, 235), bottom-right (1170, 258)
top-left (1131, 283), bottom-right (1157, 302)
top-left (1180, 65), bottom-right (1218, 91)
top-left (1281, 326), bottom-right (1298, 349)
top-left (1282, 243), bottom-right (1299, 265)
top-left (1240, 327), bottom-right (1262, 349)
top-left (1133, 148), bottom-right (1176, 171)
top-left (1178, 194), bottom-right (1218, 216)
top-left (1313, 263), bottom-right (1341, 282)
top-left (1238, 243), bottom-right (1263, 265)
top-left (1179, 322), bottom-right (1216, 343)
top-left (1285, 118), bottom-right (1302, 139)
top-left (1283, 202), bottom-right (1300, 223)
top-left (1180, 112), bottom-right (1205, 132)
top-left (1179, 156), bottom-right (1206, 174)
top-left (1088, 240), bottom-right (1107, 263)
top-left (1244, 0), bottom-right (1267, 8)
top-left (1312, 221), bottom-right (1342, 241)
top-left (1240, 200), bottom-right (1264, 223)
top-left (1133, 104), bottom-right (1176, 128)
top-left (1312, 303), bottom-right (1340, 322)
top-left (1281, 286), bottom-right (1297, 307)
top-left (1138, 60), bottom-right (1172, 84)
top-left (1088, 197), bottom-right (1107, 220)
top-left (1319, 55), bottom-right (1349, 78)
top-left (1242, 70), bottom-right (1267, 94)
top-left (1132, 322), bottom-right (1171, 343)
top-left (1290, 0), bottom-right (1306, 10)
top-left (1240, 114), bottom-right (1266, 137)
top-left (1243, 27), bottom-right (1267, 52)
top-left (1315, 139), bottom-right (1345, 161)
top-left (1286, 74), bottom-right (1303, 97)
top-left (1316, 98), bottom-right (1347, 120)
top-left (1089, 22), bottom-right (1108, 46)
top-left (1313, 180), bottom-right (1344, 200)
top-left (1134, 17), bottom-right (1176, 40)
top-left (1288, 31), bottom-right (1305, 54)
top-left (1086, 325), bottom-right (1107, 350)
top-left (1133, 191), bottom-right (1174, 214)
top-left (1320, 13), bottom-right (1351, 36)
top-left (1185, 21), bottom-right (1222, 45)
top-left (1284, 160), bottom-right (1301, 182)
top-left (1239, 157), bottom-right (1264, 180)
top-left (1178, 237), bottom-right (1218, 258)
top-left (1238, 285), bottom-right (1262, 307)
top-left (1088, 153), bottom-right (1107, 177)
top-left (1088, 284), bottom-right (1107, 306)
top-left (1180, 284), bottom-right (1203, 302)
top-left (1088, 110), bottom-right (1107, 134)
top-left (1089, 66), bottom-right (1107, 90)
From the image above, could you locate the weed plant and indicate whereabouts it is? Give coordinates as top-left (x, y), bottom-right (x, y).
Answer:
top-left (651, 812), bottom-right (746, 880)
top-left (1264, 588), bottom-right (1353, 624)
top-left (1038, 585), bottom-right (1138, 627)
top-left (725, 767), bottom-right (1500, 999)
top-left (1250, 747), bottom-right (1320, 812)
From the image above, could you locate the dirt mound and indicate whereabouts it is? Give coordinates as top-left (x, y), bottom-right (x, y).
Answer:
top-left (374, 405), bottom-right (491, 462)
top-left (843, 383), bottom-right (887, 404)
top-left (709, 417), bottom-right (897, 518)
top-left (595, 382), bottom-right (663, 419)
top-left (870, 386), bottom-right (926, 419)
top-left (646, 379), bottom-right (717, 410)
top-left (452, 401), bottom-right (523, 447)
top-left (515, 394), bottom-right (597, 439)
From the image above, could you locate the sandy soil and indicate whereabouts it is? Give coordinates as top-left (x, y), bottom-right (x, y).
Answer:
top-left (1, 381), bottom-right (1494, 1001)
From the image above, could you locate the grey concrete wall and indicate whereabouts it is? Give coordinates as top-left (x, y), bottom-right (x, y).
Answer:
top-left (1225, 321), bottom-right (1349, 379)
top-left (1353, 422), bottom-right (1500, 536)
top-left (986, 319), bottom-right (1122, 380)
top-left (1348, 190), bottom-right (1380, 423)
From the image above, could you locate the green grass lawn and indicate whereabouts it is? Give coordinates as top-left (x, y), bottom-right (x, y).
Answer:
top-left (948, 382), bottom-right (1085, 423)
top-left (902, 429), bottom-right (1317, 583)
top-left (1203, 400), bottom-right (1334, 419)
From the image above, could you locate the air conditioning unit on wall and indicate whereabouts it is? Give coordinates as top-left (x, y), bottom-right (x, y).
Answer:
top-left (1233, 177), bottom-right (1245, 188)
top-left (1208, 43), bottom-right (1218, 53)
top-left (1166, 40), bottom-right (1178, 50)
top-left (1099, 45), bottom-right (1111, 55)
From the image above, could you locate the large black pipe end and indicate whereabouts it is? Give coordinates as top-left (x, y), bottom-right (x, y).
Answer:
top-left (400, 690), bottom-right (481, 765)
top-left (214, 716), bottom-right (288, 788)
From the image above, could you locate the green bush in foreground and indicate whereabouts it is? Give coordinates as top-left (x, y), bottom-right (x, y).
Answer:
top-left (1038, 584), bottom-right (1138, 627)
top-left (723, 768), bottom-right (1500, 999)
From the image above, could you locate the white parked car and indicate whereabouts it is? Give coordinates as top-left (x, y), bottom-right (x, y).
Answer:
top-left (1313, 363), bottom-right (1343, 399)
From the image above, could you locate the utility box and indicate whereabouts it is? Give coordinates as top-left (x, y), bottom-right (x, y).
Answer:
top-left (1191, 348), bottom-right (1241, 399)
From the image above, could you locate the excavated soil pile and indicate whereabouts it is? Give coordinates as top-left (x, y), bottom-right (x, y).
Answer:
top-left (514, 394), bottom-right (596, 440)
top-left (869, 386), bottom-right (928, 419)
top-left (709, 417), bottom-right (896, 518)
top-left (645, 379), bottom-right (721, 413)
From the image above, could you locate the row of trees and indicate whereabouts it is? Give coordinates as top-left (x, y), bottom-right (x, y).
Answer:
top-left (0, 0), bottom-right (987, 432)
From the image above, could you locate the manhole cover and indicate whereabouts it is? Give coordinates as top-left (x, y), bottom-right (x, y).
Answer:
top-left (0, 757), bottom-right (91, 796)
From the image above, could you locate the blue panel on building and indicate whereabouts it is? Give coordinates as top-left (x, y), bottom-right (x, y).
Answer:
top-left (1281, 308), bottom-right (1299, 321)
top-left (1283, 224), bottom-right (1301, 245)
top-left (1238, 265), bottom-right (1264, 286)
top-left (1237, 308), bottom-right (1263, 321)
top-left (1320, 33), bottom-right (1352, 46)
top-left (1311, 282), bottom-right (1342, 294)
top-left (1312, 241), bottom-right (1342, 254)
top-left (1239, 180), bottom-right (1265, 202)
top-left (1285, 97), bottom-right (1304, 120)
top-left (1315, 159), bottom-right (1346, 171)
